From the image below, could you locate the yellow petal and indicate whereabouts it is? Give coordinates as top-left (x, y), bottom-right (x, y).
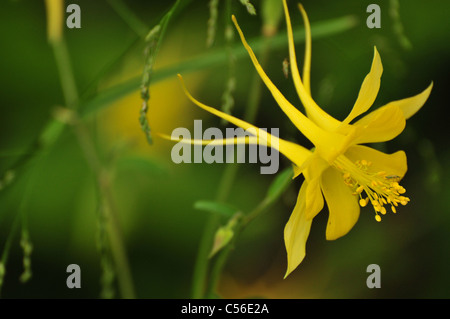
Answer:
top-left (342, 47), bottom-right (383, 125)
top-left (305, 175), bottom-right (324, 220)
top-left (277, 139), bottom-right (313, 172)
top-left (158, 133), bottom-right (259, 145)
top-left (292, 164), bottom-right (302, 179)
top-left (232, 13), bottom-right (302, 130)
top-left (284, 181), bottom-right (313, 278)
top-left (292, 151), bottom-right (315, 179)
top-left (344, 145), bottom-right (407, 178)
top-left (177, 74), bottom-right (311, 168)
top-left (232, 15), bottom-right (350, 161)
top-left (282, 0), bottom-right (342, 132)
top-left (297, 2), bottom-right (311, 95)
top-left (303, 155), bottom-right (328, 220)
top-left (382, 82), bottom-right (433, 120)
top-left (352, 104), bottom-right (406, 145)
top-left (321, 166), bottom-right (360, 240)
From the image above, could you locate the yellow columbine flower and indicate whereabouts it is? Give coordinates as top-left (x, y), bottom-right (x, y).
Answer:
top-left (173, 0), bottom-right (433, 277)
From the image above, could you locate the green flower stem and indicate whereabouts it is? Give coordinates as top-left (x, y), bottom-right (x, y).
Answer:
top-left (107, 0), bottom-right (148, 38)
top-left (389, 0), bottom-right (412, 50)
top-left (0, 159), bottom-right (38, 296)
top-left (50, 39), bottom-right (136, 299)
top-left (205, 163), bottom-right (293, 296)
top-left (191, 26), bottom-right (277, 299)
top-left (0, 208), bottom-right (20, 297)
top-left (205, 237), bottom-right (234, 298)
top-left (205, 198), bottom-right (270, 297)
top-left (206, 166), bottom-right (293, 297)
top-left (52, 41), bottom-right (79, 110)
top-left (190, 162), bottom-right (238, 298)
top-left (140, 0), bottom-right (184, 145)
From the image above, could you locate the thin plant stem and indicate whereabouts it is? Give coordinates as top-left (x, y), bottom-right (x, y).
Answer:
top-left (107, 0), bottom-right (148, 38)
top-left (50, 38), bottom-right (136, 299)
top-left (52, 41), bottom-right (79, 109)
top-left (140, 0), bottom-right (188, 144)
top-left (205, 240), bottom-right (233, 298)
top-left (206, 199), bottom-right (268, 296)
top-left (0, 159), bottom-right (38, 297)
top-left (190, 161), bottom-right (238, 298)
top-left (0, 208), bottom-right (20, 298)
top-left (191, 29), bottom-right (276, 299)
top-left (206, 166), bottom-right (294, 296)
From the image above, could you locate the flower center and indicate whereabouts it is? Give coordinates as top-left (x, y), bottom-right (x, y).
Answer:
top-left (334, 155), bottom-right (410, 222)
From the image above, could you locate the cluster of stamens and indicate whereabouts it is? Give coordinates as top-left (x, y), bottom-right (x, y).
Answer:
top-left (338, 159), bottom-right (410, 222)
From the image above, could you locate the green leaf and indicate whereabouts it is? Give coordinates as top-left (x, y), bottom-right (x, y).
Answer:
top-left (38, 119), bottom-right (66, 149)
top-left (194, 200), bottom-right (240, 218)
top-left (266, 166), bottom-right (293, 202)
top-left (115, 155), bottom-right (167, 175)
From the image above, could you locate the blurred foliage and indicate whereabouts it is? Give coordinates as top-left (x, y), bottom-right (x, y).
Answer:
top-left (0, 0), bottom-right (449, 299)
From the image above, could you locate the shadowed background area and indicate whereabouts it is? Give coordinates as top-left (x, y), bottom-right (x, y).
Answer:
top-left (0, 0), bottom-right (448, 298)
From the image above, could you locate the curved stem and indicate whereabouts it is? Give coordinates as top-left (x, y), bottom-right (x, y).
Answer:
top-left (191, 29), bottom-right (275, 298)
top-left (190, 162), bottom-right (239, 298)
top-left (50, 38), bottom-right (136, 298)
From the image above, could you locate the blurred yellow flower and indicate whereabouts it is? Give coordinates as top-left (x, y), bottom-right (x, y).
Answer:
top-left (174, 0), bottom-right (432, 277)
top-left (100, 41), bottom-right (205, 158)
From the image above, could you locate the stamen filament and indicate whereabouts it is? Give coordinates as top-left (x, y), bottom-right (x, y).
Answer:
top-left (335, 154), bottom-right (409, 222)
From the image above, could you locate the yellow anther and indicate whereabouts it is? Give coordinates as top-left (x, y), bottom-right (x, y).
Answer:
top-left (359, 198), bottom-right (368, 207)
top-left (335, 156), bottom-right (410, 223)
